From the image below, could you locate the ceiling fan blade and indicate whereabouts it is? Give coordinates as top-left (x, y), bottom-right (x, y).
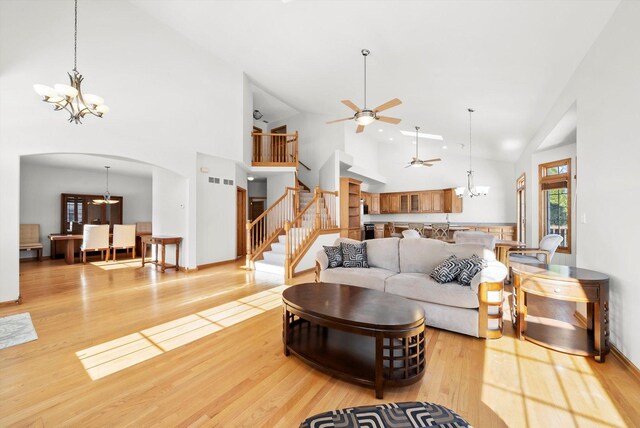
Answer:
top-left (341, 100), bottom-right (361, 113)
top-left (326, 117), bottom-right (353, 124)
top-left (374, 98), bottom-right (402, 113)
top-left (377, 116), bottom-right (402, 124)
top-left (422, 158), bottom-right (442, 163)
top-left (404, 164), bottom-right (412, 168)
top-left (356, 124), bottom-right (365, 133)
top-left (423, 163), bottom-right (434, 167)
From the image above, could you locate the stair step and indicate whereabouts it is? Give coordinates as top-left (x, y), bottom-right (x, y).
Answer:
top-left (270, 242), bottom-right (285, 253)
top-left (254, 260), bottom-right (285, 276)
top-left (263, 251), bottom-right (285, 265)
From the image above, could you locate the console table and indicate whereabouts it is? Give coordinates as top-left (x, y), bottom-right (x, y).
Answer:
top-left (141, 236), bottom-right (182, 272)
top-left (511, 263), bottom-right (609, 362)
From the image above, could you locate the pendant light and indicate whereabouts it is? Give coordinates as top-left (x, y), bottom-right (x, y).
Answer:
top-left (33, 0), bottom-right (109, 124)
top-left (455, 108), bottom-right (490, 198)
top-left (93, 166), bottom-right (119, 205)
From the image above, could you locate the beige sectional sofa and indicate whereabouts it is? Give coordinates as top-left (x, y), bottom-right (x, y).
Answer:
top-left (315, 237), bottom-right (507, 338)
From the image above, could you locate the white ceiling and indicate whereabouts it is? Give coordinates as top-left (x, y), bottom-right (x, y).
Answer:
top-left (21, 154), bottom-right (153, 178)
top-left (130, 0), bottom-right (619, 162)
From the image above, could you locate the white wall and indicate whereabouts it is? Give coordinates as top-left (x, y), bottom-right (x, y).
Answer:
top-left (266, 172), bottom-right (296, 207)
top-left (344, 131), bottom-right (381, 177)
top-left (268, 112), bottom-right (345, 188)
top-left (515, 1), bottom-right (640, 368)
top-left (19, 162), bottom-right (152, 258)
top-left (152, 167), bottom-right (188, 266)
top-left (196, 154), bottom-right (239, 266)
top-left (248, 181), bottom-right (267, 198)
top-left (294, 233), bottom-right (340, 273)
top-left (367, 143), bottom-right (516, 224)
top-left (0, 0), bottom-right (246, 301)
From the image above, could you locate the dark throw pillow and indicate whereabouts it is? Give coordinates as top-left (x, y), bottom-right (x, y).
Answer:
top-left (457, 254), bottom-right (488, 286)
top-left (430, 255), bottom-right (462, 283)
top-left (340, 242), bottom-right (369, 268)
top-left (323, 245), bottom-right (343, 268)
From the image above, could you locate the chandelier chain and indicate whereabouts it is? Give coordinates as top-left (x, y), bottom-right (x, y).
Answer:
top-left (73, 0), bottom-right (78, 71)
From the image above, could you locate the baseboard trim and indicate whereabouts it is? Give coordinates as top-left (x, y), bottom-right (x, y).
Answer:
top-left (20, 256), bottom-right (51, 262)
top-left (197, 258), bottom-right (237, 270)
top-left (0, 295), bottom-right (22, 306)
top-left (293, 267), bottom-right (315, 276)
top-left (574, 310), bottom-right (640, 381)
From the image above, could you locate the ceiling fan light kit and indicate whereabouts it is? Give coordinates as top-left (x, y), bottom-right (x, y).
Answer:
top-left (455, 108), bottom-right (490, 198)
top-left (327, 49), bottom-right (402, 133)
top-left (33, 0), bottom-right (108, 124)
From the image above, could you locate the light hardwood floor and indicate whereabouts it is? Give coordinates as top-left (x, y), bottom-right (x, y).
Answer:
top-left (1, 258), bottom-right (639, 427)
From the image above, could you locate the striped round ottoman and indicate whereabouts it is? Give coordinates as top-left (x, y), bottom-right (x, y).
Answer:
top-left (299, 401), bottom-right (471, 428)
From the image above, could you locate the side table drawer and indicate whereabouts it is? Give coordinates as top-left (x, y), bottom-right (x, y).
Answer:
top-left (522, 279), bottom-right (599, 301)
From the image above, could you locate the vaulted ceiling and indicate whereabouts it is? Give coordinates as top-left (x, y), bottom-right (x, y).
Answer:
top-left (132, 0), bottom-right (618, 161)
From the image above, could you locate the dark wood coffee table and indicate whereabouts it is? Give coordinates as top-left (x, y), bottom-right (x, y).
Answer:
top-left (282, 283), bottom-right (427, 398)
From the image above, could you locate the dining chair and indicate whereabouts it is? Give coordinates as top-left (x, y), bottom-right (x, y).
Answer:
top-left (407, 223), bottom-right (425, 237)
top-left (111, 224), bottom-right (136, 261)
top-left (402, 229), bottom-right (421, 239)
top-left (387, 222), bottom-right (402, 238)
top-left (507, 234), bottom-right (564, 267)
top-left (431, 223), bottom-right (450, 240)
top-left (453, 231), bottom-right (496, 250)
top-left (20, 224), bottom-right (43, 261)
top-left (81, 224), bottom-right (110, 263)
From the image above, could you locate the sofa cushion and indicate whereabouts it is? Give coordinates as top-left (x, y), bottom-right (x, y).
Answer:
top-left (430, 255), bottom-right (463, 283)
top-left (445, 242), bottom-right (496, 262)
top-left (319, 267), bottom-right (395, 292)
top-left (323, 245), bottom-right (343, 268)
top-left (385, 273), bottom-right (480, 309)
top-left (364, 237), bottom-right (400, 272)
top-left (399, 238), bottom-right (448, 274)
top-left (457, 254), bottom-right (488, 286)
top-left (341, 242), bottom-right (369, 268)
top-left (335, 237), bottom-right (400, 272)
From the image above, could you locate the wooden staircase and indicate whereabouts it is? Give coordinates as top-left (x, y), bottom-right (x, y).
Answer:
top-left (246, 186), bottom-right (338, 278)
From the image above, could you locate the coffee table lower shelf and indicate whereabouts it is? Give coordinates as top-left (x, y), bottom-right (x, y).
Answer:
top-left (284, 318), bottom-right (425, 398)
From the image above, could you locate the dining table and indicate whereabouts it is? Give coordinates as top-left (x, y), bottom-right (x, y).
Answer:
top-left (494, 239), bottom-right (526, 265)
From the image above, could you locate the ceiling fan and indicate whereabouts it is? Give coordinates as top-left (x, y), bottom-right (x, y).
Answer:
top-left (406, 126), bottom-right (442, 168)
top-left (327, 49), bottom-right (402, 133)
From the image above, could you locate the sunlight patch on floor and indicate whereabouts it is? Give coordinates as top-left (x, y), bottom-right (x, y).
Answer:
top-left (76, 285), bottom-right (287, 380)
top-left (90, 258), bottom-right (150, 270)
top-left (481, 323), bottom-right (625, 427)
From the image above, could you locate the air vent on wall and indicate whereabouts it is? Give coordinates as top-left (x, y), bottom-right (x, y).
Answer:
top-left (208, 177), bottom-right (220, 184)
top-left (223, 179), bottom-right (234, 186)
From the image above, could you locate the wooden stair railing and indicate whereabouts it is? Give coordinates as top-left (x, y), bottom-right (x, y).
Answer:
top-left (284, 187), bottom-right (338, 278)
top-left (246, 186), bottom-right (300, 268)
top-left (252, 131), bottom-right (299, 168)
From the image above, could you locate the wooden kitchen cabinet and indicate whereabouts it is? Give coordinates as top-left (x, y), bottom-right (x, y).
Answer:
top-left (443, 189), bottom-right (462, 213)
top-left (432, 190), bottom-right (444, 212)
top-left (374, 223), bottom-right (385, 239)
top-left (389, 194), bottom-right (400, 213)
top-left (419, 191), bottom-right (433, 212)
top-left (380, 194), bottom-right (390, 213)
top-left (409, 193), bottom-right (420, 212)
top-left (399, 194), bottom-right (409, 212)
top-left (371, 194), bottom-right (380, 214)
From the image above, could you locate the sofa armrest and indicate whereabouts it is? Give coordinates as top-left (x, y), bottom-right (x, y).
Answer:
top-left (471, 260), bottom-right (506, 339)
top-left (316, 250), bottom-right (329, 271)
top-left (470, 260), bottom-right (507, 295)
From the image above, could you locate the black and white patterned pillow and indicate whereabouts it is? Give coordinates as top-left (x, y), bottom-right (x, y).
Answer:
top-left (340, 242), bottom-right (369, 268)
top-left (457, 254), bottom-right (488, 286)
top-left (430, 255), bottom-right (463, 283)
top-left (323, 245), bottom-right (343, 268)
